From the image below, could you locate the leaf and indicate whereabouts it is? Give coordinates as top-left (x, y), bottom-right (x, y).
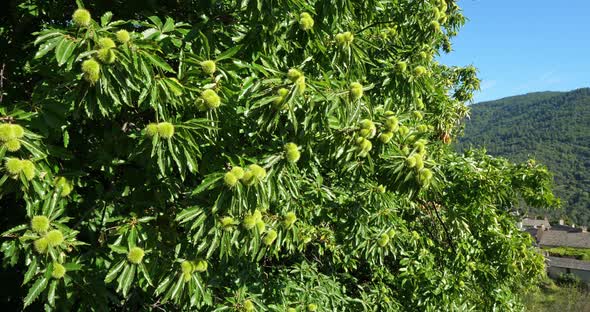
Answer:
top-left (139, 263), bottom-right (153, 286)
top-left (216, 45), bottom-right (242, 61)
top-left (101, 12), bottom-right (113, 26)
top-left (35, 37), bottom-right (61, 59)
top-left (162, 17), bottom-right (175, 32)
top-left (175, 206), bottom-right (203, 223)
top-left (147, 16), bottom-right (163, 28)
top-left (47, 280), bottom-right (57, 307)
top-left (55, 38), bottom-right (76, 66)
top-left (22, 258), bottom-right (38, 285)
top-left (191, 174), bottom-right (223, 196)
top-left (104, 259), bottom-right (126, 283)
top-left (1, 224), bottom-right (28, 236)
top-left (120, 264), bottom-right (136, 297)
top-left (142, 51), bottom-right (174, 73)
top-left (23, 277), bottom-right (48, 307)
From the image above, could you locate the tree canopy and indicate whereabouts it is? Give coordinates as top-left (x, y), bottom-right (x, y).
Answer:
top-left (0, 0), bottom-right (558, 311)
top-left (456, 88), bottom-right (590, 226)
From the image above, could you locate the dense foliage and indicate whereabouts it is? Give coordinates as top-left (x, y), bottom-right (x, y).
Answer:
top-left (456, 88), bottom-right (590, 226)
top-left (1, 0), bottom-right (558, 311)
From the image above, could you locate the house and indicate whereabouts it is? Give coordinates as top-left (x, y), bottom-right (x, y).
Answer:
top-left (546, 256), bottom-right (590, 284)
top-left (520, 218), bottom-right (588, 248)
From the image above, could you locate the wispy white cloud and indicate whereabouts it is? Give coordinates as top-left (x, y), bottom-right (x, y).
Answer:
top-left (480, 79), bottom-right (497, 91)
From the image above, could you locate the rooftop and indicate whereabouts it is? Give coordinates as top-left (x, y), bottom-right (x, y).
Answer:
top-left (539, 231), bottom-right (590, 248)
top-left (547, 256), bottom-right (590, 271)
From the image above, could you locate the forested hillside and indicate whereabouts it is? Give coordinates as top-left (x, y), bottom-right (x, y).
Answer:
top-left (457, 88), bottom-right (590, 225)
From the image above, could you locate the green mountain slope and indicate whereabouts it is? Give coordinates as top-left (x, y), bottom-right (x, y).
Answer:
top-left (456, 88), bottom-right (590, 225)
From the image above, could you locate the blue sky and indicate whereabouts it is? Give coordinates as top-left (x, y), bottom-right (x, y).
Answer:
top-left (438, 0), bottom-right (590, 103)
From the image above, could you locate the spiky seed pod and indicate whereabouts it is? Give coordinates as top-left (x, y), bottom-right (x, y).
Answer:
top-left (419, 51), bottom-right (429, 61)
top-left (34, 238), bottom-right (49, 253)
top-left (116, 30), bottom-right (130, 43)
top-left (194, 259), bottom-right (207, 272)
top-left (396, 61), bottom-right (407, 73)
top-left (287, 308), bottom-right (297, 312)
top-left (82, 59), bottom-right (100, 84)
top-left (249, 164), bottom-right (267, 180)
top-left (46, 230), bottom-right (64, 247)
top-left (414, 155), bottom-right (424, 170)
top-left (231, 166), bottom-right (245, 179)
top-left (31, 216), bottom-right (50, 233)
top-left (98, 37), bottom-right (116, 49)
top-left (385, 117), bottom-right (399, 133)
top-left (388, 229), bottom-right (396, 238)
top-left (398, 125), bottom-right (410, 136)
top-left (360, 119), bottom-right (374, 129)
top-left (253, 210), bottom-right (262, 221)
top-left (10, 124), bottom-right (24, 139)
top-left (376, 185), bottom-right (386, 194)
top-left (415, 140), bottom-right (427, 153)
top-left (307, 304), bottom-right (318, 311)
top-left (241, 171), bottom-right (255, 186)
top-left (97, 48), bottom-right (116, 64)
top-left (359, 138), bottom-right (372, 152)
top-left (378, 233), bottom-right (390, 247)
top-left (349, 82), bottom-right (363, 100)
top-left (277, 88), bottom-right (290, 100)
top-left (200, 60), bottom-right (216, 75)
top-left (201, 89), bottom-right (221, 109)
top-left (127, 247), bottom-right (145, 264)
top-left (430, 21), bottom-right (441, 33)
top-left (300, 12), bottom-right (312, 19)
top-left (295, 76), bottom-right (306, 94)
top-left (287, 69), bottom-right (303, 82)
top-left (283, 212), bottom-right (297, 227)
top-left (299, 13), bottom-right (314, 31)
top-left (413, 111), bottom-right (423, 120)
top-left (72, 8), bottom-right (91, 27)
top-left (181, 260), bottom-right (193, 274)
top-left (52, 262), bottom-right (66, 279)
top-left (4, 139), bottom-right (21, 152)
top-left (243, 300), bottom-right (255, 311)
top-left (224, 172), bottom-right (239, 187)
top-left (417, 125), bottom-right (428, 133)
top-left (256, 220), bottom-right (266, 233)
top-left (413, 66), bottom-right (427, 77)
top-left (5, 158), bottom-right (23, 175)
top-left (402, 146), bottom-right (410, 155)
top-left (21, 160), bottom-right (35, 180)
top-left (406, 156), bottom-right (417, 168)
top-left (284, 142), bottom-right (298, 152)
top-left (359, 128), bottom-right (376, 139)
top-left (418, 168), bottom-right (433, 186)
top-left (263, 229), bottom-right (278, 245)
top-left (343, 31), bottom-right (354, 44)
top-left (221, 216), bottom-right (235, 227)
top-left (416, 98), bottom-right (425, 109)
top-left (54, 177), bottom-right (72, 197)
top-left (243, 215), bottom-right (257, 230)
top-left (157, 122), bottom-right (175, 139)
top-left (0, 124), bottom-right (12, 141)
top-left (379, 132), bottom-right (393, 144)
top-left (335, 33), bottom-right (345, 45)
top-left (183, 271), bottom-right (192, 282)
top-left (145, 123), bottom-right (159, 137)
top-left (286, 149), bottom-right (301, 163)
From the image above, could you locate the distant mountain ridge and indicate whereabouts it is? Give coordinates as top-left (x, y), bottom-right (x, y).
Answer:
top-left (456, 88), bottom-right (590, 225)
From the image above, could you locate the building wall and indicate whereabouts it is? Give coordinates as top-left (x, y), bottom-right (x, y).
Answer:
top-left (548, 266), bottom-right (590, 284)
